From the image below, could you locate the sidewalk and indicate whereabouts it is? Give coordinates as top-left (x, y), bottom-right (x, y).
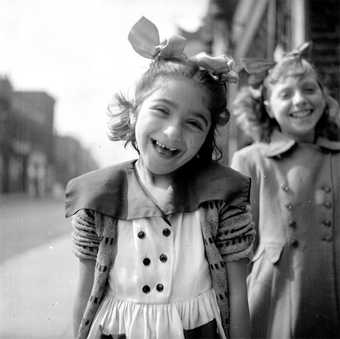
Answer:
top-left (0, 235), bottom-right (77, 339)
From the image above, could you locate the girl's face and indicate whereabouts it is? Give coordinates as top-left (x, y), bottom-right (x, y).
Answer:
top-left (134, 76), bottom-right (212, 176)
top-left (266, 73), bottom-right (326, 142)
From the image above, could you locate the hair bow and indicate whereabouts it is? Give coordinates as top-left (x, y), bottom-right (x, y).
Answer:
top-left (285, 41), bottom-right (312, 59)
top-left (190, 52), bottom-right (238, 83)
top-left (128, 17), bottom-right (238, 83)
top-left (128, 16), bottom-right (186, 60)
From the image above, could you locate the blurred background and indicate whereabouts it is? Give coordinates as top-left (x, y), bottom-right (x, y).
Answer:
top-left (0, 0), bottom-right (339, 338)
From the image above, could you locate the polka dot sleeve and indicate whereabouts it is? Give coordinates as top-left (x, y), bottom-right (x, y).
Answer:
top-left (71, 209), bottom-right (101, 260)
top-left (215, 202), bottom-right (255, 262)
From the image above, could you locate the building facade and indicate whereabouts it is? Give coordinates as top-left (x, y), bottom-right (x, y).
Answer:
top-left (0, 77), bottom-right (98, 196)
top-left (0, 77), bottom-right (55, 195)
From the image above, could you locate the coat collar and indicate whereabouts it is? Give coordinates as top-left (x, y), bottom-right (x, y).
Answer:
top-left (65, 159), bottom-right (250, 220)
top-left (263, 129), bottom-right (340, 157)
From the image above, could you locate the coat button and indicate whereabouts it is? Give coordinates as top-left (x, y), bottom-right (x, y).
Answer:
top-left (137, 231), bottom-right (145, 239)
top-left (143, 257), bottom-right (151, 266)
top-left (142, 285), bottom-right (151, 293)
top-left (281, 184), bottom-right (289, 192)
top-left (159, 254), bottom-right (168, 263)
top-left (290, 239), bottom-right (299, 248)
top-left (322, 185), bottom-right (331, 193)
top-left (156, 283), bottom-right (164, 292)
top-left (322, 234), bottom-right (333, 242)
top-left (288, 220), bottom-right (297, 228)
top-left (162, 228), bottom-right (171, 237)
top-left (322, 220), bottom-right (332, 227)
top-left (323, 201), bottom-right (332, 209)
top-left (285, 203), bottom-right (293, 210)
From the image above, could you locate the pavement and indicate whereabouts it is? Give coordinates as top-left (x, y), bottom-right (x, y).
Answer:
top-left (0, 195), bottom-right (77, 339)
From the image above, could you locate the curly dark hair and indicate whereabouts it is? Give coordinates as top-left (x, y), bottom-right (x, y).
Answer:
top-left (232, 57), bottom-right (340, 142)
top-left (107, 58), bottom-right (230, 162)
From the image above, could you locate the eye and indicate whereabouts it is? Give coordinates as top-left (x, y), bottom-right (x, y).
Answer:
top-left (186, 119), bottom-right (204, 131)
top-left (152, 106), bottom-right (169, 115)
top-left (302, 86), bottom-right (316, 94)
top-left (278, 90), bottom-right (292, 100)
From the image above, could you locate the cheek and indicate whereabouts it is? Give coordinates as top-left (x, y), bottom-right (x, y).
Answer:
top-left (313, 94), bottom-right (326, 111)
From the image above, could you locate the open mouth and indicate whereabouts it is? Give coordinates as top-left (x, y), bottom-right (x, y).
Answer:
top-left (152, 139), bottom-right (181, 157)
top-left (289, 109), bottom-right (313, 118)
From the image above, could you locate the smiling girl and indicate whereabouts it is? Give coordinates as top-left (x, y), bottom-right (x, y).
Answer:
top-left (231, 43), bottom-right (340, 338)
top-left (65, 17), bottom-right (254, 339)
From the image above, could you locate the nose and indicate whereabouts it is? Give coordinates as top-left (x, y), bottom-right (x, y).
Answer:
top-left (292, 90), bottom-right (307, 107)
top-left (163, 121), bottom-right (182, 142)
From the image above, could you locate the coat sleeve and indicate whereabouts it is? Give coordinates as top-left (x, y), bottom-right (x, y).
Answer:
top-left (71, 209), bottom-right (101, 260)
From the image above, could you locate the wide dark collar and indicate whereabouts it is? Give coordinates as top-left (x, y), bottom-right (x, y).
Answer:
top-left (65, 159), bottom-right (249, 220)
top-left (263, 130), bottom-right (340, 157)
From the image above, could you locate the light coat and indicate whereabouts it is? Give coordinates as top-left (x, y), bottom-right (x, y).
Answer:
top-left (232, 130), bottom-right (340, 338)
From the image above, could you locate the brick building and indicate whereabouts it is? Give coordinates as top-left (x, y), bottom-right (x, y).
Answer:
top-left (0, 77), bottom-right (55, 195)
top-left (0, 77), bottom-right (98, 196)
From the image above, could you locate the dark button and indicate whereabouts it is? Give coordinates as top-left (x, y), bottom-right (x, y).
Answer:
top-left (323, 201), bottom-right (332, 209)
top-left (285, 203), bottom-right (293, 210)
top-left (280, 184), bottom-right (289, 192)
top-left (137, 231), bottom-right (145, 239)
top-left (162, 228), bottom-right (171, 237)
top-left (290, 239), bottom-right (299, 248)
top-left (159, 254), bottom-right (167, 263)
top-left (322, 234), bottom-right (333, 242)
top-left (142, 285), bottom-right (150, 293)
top-left (143, 257), bottom-right (151, 266)
top-left (322, 220), bottom-right (332, 227)
top-left (322, 185), bottom-right (331, 193)
top-left (288, 220), bottom-right (297, 228)
top-left (156, 283), bottom-right (164, 292)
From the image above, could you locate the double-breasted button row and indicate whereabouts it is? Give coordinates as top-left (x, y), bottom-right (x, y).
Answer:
top-left (142, 255), bottom-right (167, 265)
top-left (142, 284), bottom-right (164, 293)
top-left (137, 228), bottom-right (171, 239)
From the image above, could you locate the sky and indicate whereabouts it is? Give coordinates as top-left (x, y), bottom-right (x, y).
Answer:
top-left (0, 0), bottom-right (209, 167)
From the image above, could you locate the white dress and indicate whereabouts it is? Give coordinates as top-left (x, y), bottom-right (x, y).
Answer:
top-left (87, 210), bottom-right (226, 339)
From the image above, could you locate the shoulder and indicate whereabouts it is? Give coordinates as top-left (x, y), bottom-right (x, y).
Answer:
top-left (232, 142), bottom-right (265, 161)
top-left (190, 161), bottom-right (251, 205)
top-left (68, 160), bottom-right (131, 185)
top-left (65, 160), bottom-right (136, 218)
top-left (231, 142), bottom-right (269, 175)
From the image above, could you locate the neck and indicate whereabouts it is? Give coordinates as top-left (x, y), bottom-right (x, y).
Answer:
top-left (135, 160), bottom-right (173, 190)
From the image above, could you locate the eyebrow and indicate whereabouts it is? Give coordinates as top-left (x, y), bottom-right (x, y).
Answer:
top-left (154, 99), bottom-right (210, 127)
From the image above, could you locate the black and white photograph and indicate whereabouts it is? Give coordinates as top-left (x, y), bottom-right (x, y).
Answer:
top-left (1, 1), bottom-right (339, 338)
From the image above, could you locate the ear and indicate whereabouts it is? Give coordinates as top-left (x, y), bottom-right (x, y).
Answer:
top-left (264, 99), bottom-right (273, 118)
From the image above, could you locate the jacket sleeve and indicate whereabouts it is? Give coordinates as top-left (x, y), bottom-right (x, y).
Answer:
top-left (215, 196), bottom-right (255, 262)
top-left (71, 209), bottom-right (101, 260)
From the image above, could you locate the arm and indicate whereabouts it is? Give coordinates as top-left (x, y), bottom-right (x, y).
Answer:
top-left (231, 151), bottom-right (259, 249)
top-left (226, 258), bottom-right (250, 339)
top-left (70, 209), bottom-right (100, 338)
top-left (73, 258), bottom-right (95, 337)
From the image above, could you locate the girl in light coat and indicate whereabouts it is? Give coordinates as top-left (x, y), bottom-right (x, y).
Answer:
top-left (231, 43), bottom-right (340, 339)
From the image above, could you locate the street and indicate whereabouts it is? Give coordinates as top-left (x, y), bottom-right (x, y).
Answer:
top-left (0, 195), bottom-right (76, 339)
